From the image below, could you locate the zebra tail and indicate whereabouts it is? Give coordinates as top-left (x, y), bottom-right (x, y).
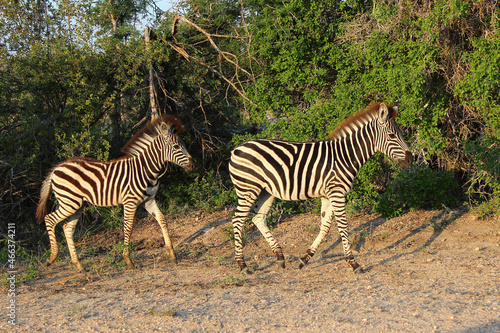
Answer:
top-left (36, 173), bottom-right (52, 224)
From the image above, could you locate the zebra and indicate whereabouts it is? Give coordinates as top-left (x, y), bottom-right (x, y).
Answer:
top-left (229, 101), bottom-right (412, 273)
top-left (36, 114), bottom-right (194, 272)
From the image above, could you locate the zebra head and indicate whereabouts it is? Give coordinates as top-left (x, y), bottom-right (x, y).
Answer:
top-left (159, 119), bottom-right (195, 172)
top-left (375, 103), bottom-right (413, 168)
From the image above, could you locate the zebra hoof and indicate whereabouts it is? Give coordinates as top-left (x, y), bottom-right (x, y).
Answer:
top-left (353, 266), bottom-right (364, 274)
top-left (277, 260), bottom-right (286, 269)
top-left (241, 267), bottom-right (254, 275)
top-left (298, 259), bottom-right (306, 269)
top-left (168, 254), bottom-right (178, 264)
top-left (237, 261), bottom-right (248, 273)
top-left (46, 255), bottom-right (58, 267)
top-left (160, 252), bottom-right (177, 264)
top-left (74, 262), bottom-right (86, 272)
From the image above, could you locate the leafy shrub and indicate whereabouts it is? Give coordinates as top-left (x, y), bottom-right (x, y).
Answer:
top-left (85, 206), bottom-right (123, 231)
top-left (465, 138), bottom-right (500, 218)
top-left (374, 164), bottom-right (461, 218)
top-left (187, 171), bottom-right (237, 213)
top-left (347, 153), bottom-right (394, 213)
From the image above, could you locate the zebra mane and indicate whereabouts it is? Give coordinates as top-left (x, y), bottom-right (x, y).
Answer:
top-left (121, 114), bottom-right (184, 156)
top-left (328, 102), bottom-right (383, 140)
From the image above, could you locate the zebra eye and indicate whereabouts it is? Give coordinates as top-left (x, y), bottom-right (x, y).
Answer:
top-left (173, 144), bottom-right (181, 150)
top-left (388, 133), bottom-right (397, 139)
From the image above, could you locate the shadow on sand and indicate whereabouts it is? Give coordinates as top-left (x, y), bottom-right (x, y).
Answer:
top-left (312, 208), bottom-right (467, 272)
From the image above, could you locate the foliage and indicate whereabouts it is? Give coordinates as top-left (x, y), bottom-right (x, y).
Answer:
top-left (187, 171), bottom-right (237, 212)
top-left (105, 241), bottom-right (132, 268)
top-left (235, 0), bottom-right (499, 218)
top-left (455, 36), bottom-right (500, 217)
top-left (245, 0), bottom-right (371, 120)
top-left (156, 169), bottom-right (236, 215)
top-left (374, 164), bottom-right (462, 219)
top-left (85, 206), bottom-right (124, 231)
top-left (464, 138), bottom-right (500, 218)
top-left (347, 153), bottom-right (392, 211)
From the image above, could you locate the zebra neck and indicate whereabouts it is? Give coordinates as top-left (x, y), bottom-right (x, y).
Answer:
top-left (134, 140), bottom-right (166, 180)
top-left (335, 124), bottom-right (376, 176)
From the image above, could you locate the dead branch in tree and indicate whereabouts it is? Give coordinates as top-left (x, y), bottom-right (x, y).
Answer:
top-left (162, 14), bottom-right (257, 112)
top-left (172, 14), bottom-right (252, 76)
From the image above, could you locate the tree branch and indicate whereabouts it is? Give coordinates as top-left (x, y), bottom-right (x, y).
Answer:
top-left (165, 14), bottom-right (257, 112)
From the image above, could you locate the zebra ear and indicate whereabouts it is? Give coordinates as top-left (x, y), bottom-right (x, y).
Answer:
top-left (160, 123), bottom-right (176, 136)
top-left (378, 103), bottom-right (390, 123)
top-left (390, 105), bottom-right (399, 119)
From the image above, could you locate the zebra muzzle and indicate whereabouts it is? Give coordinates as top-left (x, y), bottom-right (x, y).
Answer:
top-left (183, 158), bottom-right (195, 172)
top-left (398, 151), bottom-right (413, 168)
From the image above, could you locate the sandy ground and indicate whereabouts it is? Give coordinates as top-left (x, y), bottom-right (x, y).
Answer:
top-left (2, 206), bottom-right (500, 332)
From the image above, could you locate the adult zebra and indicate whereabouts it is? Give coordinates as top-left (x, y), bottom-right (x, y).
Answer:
top-left (36, 115), bottom-right (194, 272)
top-left (229, 102), bottom-right (412, 273)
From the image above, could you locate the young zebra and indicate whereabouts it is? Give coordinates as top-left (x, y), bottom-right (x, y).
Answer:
top-left (36, 115), bottom-right (194, 271)
top-left (229, 102), bottom-right (412, 273)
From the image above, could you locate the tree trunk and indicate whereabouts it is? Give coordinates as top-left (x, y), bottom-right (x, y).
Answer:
top-left (144, 26), bottom-right (159, 118)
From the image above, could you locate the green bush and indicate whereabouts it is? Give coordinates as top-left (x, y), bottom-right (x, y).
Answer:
top-left (374, 164), bottom-right (461, 219)
top-left (187, 171), bottom-right (237, 213)
top-left (347, 153), bottom-right (393, 213)
top-left (465, 138), bottom-right (500, 218)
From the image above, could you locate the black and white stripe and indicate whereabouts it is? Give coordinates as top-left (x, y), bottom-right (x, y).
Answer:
top-left (229, 102), bottom-right (412, 272)
top-left (36, 115), bottom-right (194, 271)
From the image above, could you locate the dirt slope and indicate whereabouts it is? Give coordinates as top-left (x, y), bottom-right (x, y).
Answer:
top-left (3, 207), bottom-right (500, 332)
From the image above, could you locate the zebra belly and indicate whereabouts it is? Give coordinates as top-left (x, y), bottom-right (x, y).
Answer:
top-left (265, 184), bottom-right (324, 201)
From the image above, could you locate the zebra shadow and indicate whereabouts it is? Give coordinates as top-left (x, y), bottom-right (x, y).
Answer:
top-left (312, 209), bottom-right (466, 272)
top-left (175, 215), bottom-right (233, 262)
top-left (373, 208), bottom-right (467, 270)
top-left (313, 215), bottom-right (386, 267)
top-left (178, 215), bottom-right (232, 245)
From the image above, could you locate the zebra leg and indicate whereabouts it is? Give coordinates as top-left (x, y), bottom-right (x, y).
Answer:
top-left (331, 194), bottom-right (363, 273)
top-left (122, 203), bottom-right (138, 269)
top-left (44, 212), bottom-right (62, 267)
top-left (62, 211), bottom-right (85, 272)
top-left (144, 199), bottom-right (177, 264)
top-left (251, 192), bottom-right (285, 268)
top-left (44, 204), bottom-right (81, 268)
top-left (232, 193), bottom-right (258, 271)
top-left (299, 197), bottom-right (334, 269)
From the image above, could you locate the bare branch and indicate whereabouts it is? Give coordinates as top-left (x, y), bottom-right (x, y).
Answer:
top-left (160, 35), bottom-right (256, 113)
top-left (164, 14), bottom-right (257, 112)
